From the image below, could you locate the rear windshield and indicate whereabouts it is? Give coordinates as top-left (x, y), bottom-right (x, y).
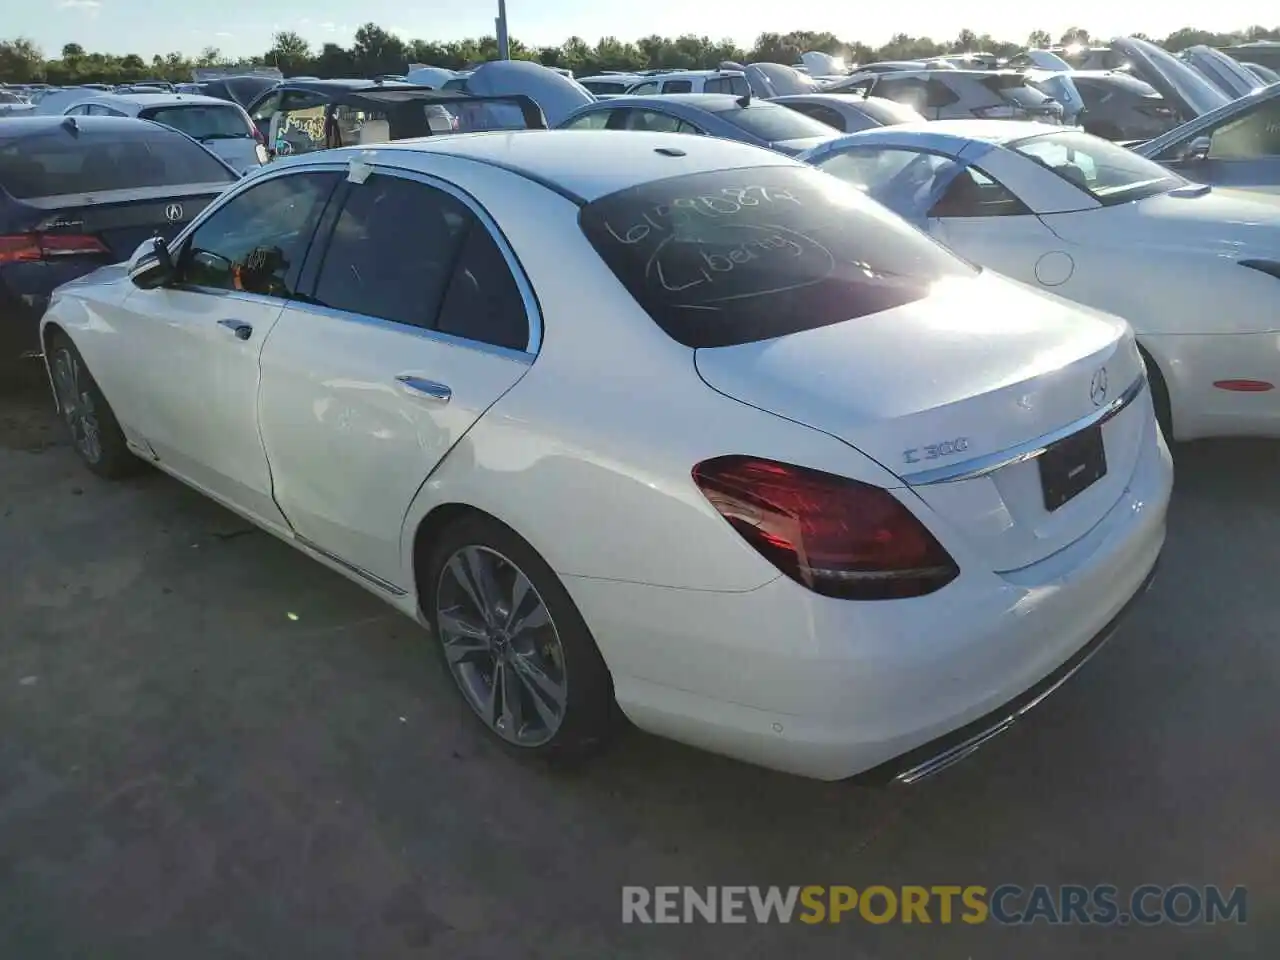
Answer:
top-left (711, 101), bottom-right (836, 143)
top-left (140, 104), bottom-right (253, 140)
top-left (0, 125), bottom-right (237, 199)
top-left (579, 165), bottom-right (977, 348)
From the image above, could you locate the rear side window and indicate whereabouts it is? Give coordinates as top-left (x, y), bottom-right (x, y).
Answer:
top-left (579, 166), bottom-right (976, 348)
top-left (140, 104), bottom-right (253, 140)
top-left (981, 75), bottom-right (1051, 107)
top-left (0, 124), bottom-right (237, 199)
top-left (312, 174), bottom-right (471, 329)
top-left (434, 222), bottom-right (529, 351)
top-left (662, 80), bottom-right (693, 93)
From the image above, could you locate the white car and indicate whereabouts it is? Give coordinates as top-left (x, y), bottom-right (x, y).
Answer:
top-left (802, 121), bottom-right (1280, 442)
top-left (39, 132), bottom-right (1170, 781)
top-left (59, 93), bottom-right (267, 174)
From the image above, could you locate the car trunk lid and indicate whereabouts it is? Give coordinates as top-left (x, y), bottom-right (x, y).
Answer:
top-left (694, 274), bottom-right (1148, 572)
top-left (13, 183), bottom-right (226, 260)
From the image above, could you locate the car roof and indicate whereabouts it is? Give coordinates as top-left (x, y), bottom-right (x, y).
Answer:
top-left (72, 92), bottom-right (234, 109)
top-left (0, 115), bottom-right (175, 138)
top-left (300, 129), bottom-right (796, 203)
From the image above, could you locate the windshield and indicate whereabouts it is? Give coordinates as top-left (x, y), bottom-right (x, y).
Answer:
top-left (578, 165), bottom-right (976, 348)
top-left (140, 104), bottom-right (254, 139)
top-left (712, 101), bottom-right (834, 142)
top-left (0, 125), bottom-right (236, 199)
top-left (1012, 130), bottom-right (1185, 205)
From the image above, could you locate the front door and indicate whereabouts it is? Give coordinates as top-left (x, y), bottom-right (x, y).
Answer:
top-left (113, 170), bottom-right (340, 527)
top-left (256, 168), bottom-right (537, 588)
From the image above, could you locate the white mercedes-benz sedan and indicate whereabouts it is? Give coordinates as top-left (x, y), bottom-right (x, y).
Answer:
top-left (801, 121), bottom-right (1280, 443)
top-left (39, 131), bottom-right (1171, 781)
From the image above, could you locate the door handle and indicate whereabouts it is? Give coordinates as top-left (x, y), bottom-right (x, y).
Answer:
top-left (217, 319), bottom-right (253, 341)
top-left (395, 375), bottom-right (451, 403)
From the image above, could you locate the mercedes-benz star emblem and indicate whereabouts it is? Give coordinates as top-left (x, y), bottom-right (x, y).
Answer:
top-left (164, 203), bottom-right (184, 223)
top-left (1090, 368), bottom-right (1109, 407)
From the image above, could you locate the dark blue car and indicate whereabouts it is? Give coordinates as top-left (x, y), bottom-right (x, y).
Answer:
top-left (0, 115), bottom-right (239, 361)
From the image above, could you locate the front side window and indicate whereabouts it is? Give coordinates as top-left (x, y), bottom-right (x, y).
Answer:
top-left (874, 78), bottom-right (930, 112)
top-left (628, 81), bottom-right (660, 95)
top-left (1205, 98), bottom-right (1280, 159)
top-left (177, 172), bottom-right (338, 297)
top-left (561, 110), bottom-right (611, 130)
top-left (624, 110), bottom-right (684, 133)
top-left (1013, 130), bottom-right (1185, 204)
top-left (579, 165), bottom-right (977, 348)
top-left (311, 174), bottom-right (471, 329)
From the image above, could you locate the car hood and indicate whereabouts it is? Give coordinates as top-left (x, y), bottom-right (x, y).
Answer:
top-left (464, 59), bottom-right (594, 126)
top-left (1183, 45), bottom-right (1261, 99)
top-left (1111, 37), bottom-right (1230, 119)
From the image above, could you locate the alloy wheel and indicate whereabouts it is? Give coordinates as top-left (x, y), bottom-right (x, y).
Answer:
top-left (51, 347), bottom-right (102, 464)
top-left (435, 545), bottom-right (569, 747)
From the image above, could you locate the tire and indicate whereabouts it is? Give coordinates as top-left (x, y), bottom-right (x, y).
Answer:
top-left (423, 513), bottom-right (619, 764)
top-left (1140, 347), bottom-right (1174, 444)
top-left (46, 332), bottom-right (141, 479)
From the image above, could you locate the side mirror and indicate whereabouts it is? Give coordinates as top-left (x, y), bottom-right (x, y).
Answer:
top-left (1183, 135), bottom-right (1211, 163)
top-left (127, 236), bottom-right (174, 289)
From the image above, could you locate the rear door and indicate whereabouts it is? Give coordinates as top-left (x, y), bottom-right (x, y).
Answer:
top-left (256, 167), bottom-right (537, 588)
top-left (107, 169), bottom-right (341, 526)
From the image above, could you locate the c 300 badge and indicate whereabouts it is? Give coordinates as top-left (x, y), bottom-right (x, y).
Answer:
top-left (903, 438), bottom-right (970, 465)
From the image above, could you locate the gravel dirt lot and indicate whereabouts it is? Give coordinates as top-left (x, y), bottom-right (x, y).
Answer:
top-left (1, 365), bottom-right (1277, 959)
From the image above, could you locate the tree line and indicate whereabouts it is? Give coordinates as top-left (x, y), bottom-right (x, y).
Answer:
top-left (3, 24), bottom-right (1280, 86)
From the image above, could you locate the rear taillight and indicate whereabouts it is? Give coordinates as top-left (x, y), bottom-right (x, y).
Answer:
top-left (692, 456), bottom-right (958, 600)
top-left (0, 232), bottom-right (109, 263)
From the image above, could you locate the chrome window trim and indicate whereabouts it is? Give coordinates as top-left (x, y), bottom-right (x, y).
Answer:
top-left (295, 534), bottom-right (408, 596)
top-left (901, 371), bottom-right (1147, 486)
top-left (284, 300), bottom-right (534, 366)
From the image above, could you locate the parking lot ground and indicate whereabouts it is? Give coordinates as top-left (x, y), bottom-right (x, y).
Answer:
top-left (1, 367), bottom-right (1277, 959)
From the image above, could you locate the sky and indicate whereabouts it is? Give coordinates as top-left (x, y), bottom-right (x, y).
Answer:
top-left (14, 0), bottom-right (1279, 60)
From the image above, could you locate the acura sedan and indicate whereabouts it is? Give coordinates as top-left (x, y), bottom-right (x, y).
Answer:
top-left (39, 132), bottom-right (1169, 781)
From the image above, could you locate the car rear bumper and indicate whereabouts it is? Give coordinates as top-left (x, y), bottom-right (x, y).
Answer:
top-left (2, 261), bottom-right (104, 359)
top-left (564, 414), bottom-right (1172, 781)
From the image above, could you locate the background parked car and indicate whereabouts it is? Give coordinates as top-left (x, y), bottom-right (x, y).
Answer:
top-left (558, 93), bottom-right (840, 155)
top-left (59, 93), bottom-right (268, 174)
top-left (801, 121), bottom-right (1280, 441)
top-left (1241, 61), bottom-right (1280, 84)
top-left (771, 93), bottom-right (926, 133)
top-left (0, 116), bottom-right (240, 361)
top-left (1060, 71), bottom-right (1180, 140)
top-left (826, 70), bottom-right (1064, 123)
top-left (577, 73), bottom-right (644, 95)
top-left (1135, 82), bottom-right (1280, 192)
top-left (191, 75), bottom-right (281, 109)
top-left (625, 70), bottom-right (751, 96)
top-left (1179, 45), bottom-right (1263, 100)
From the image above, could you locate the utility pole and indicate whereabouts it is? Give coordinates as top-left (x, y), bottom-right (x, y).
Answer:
top-left (496, 0), bottom-right (510, 60)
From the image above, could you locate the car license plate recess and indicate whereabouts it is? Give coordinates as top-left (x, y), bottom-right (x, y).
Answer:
top-left (1038, 424), bottom-right (1107, 512)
